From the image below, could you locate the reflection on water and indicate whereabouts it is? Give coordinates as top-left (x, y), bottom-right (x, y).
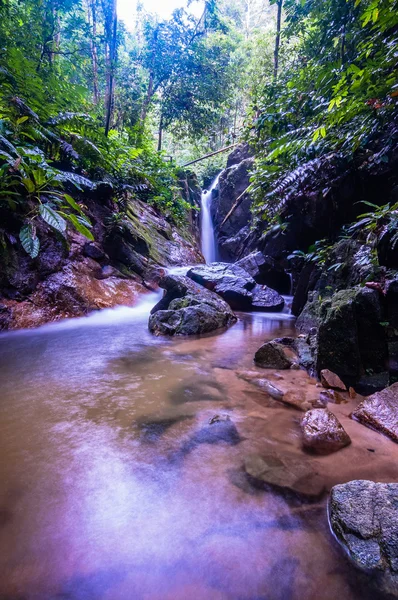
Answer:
top-left (0, 298), bottom-right (393, 599)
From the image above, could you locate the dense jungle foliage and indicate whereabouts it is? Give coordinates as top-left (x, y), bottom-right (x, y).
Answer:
top-left (0, 0), bottom-right (397, 260)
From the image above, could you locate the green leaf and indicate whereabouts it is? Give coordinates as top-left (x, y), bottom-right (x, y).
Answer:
top-left (19, 225), bottom-right (40, 258)
top-left (16, 116), bottom-right (29, 125)
top-left (63, 193), bottom-right (84, 215)
top-left (39, 204), bottom-right (67, 234)
top-left (22, 178), bottom-right (35, 193)
top-left (65, 213), bottom-right (94, 240)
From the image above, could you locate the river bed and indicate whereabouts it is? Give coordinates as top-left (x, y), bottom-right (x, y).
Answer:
top-left (0, 293), bottom-right (397, 599)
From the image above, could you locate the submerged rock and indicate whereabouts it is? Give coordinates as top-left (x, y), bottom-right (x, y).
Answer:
top-left (149, 274), bottom-right (237, 336)
top-left (245, 452), bottom-right (325, 498)
top-left (320, 369), bottom-right (347, 391)
top-left (330, 480), bottom-right (398, 597)
top-left (301, 409), bottom-right (351, 454)
top-left (254, 341), bottom-right (292, 370)
top-left (187, 263), bottom-right (284, 312)
top-left (351, 382), bottom-right (398, 443)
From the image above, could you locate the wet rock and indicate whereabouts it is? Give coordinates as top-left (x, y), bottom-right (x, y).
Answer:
top-left (236, 370), bottom-right (285, 400)
top-left (320, 369), bottom-right (347, 391)
top-left (187, 263), bottom-right (284, 312)
top-left (301, 409), bottom-right (351, 454)
top-left (214, 157), bottom-right (254, 256)
top-left (83, 242), bottom-right (107, 261)
top-left (351, 382), bottom-right (398, 442)
top-left (236, 370), bottom-right (311, 410)
top-left (149, 274), bottom-right (236, 336)
top-left (251, 285), bottom-right (285, 312)
top-left (330, 480), bottom-right (398, 598)
top-left (236, 251), bottom-right (291, 293)
top-left (318, 389), bottom-right (347, 406)
top-left (245, 452), bottom-right (325, 498)
top-left (254, 341), bottom-right (292, 370)
top-left (187, 262), bottom-right (255, 310)
top-left (297, 287), bottom-right (388, 385)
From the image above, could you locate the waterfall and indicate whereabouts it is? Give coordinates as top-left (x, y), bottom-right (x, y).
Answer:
top-left (201, 173), bottom-right (220, 264)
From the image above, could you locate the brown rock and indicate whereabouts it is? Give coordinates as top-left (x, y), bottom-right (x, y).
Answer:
top-left (351, 382), bottom-right (398, 443)
top-left (301, 408), bottom-right (351, 454)
top-left (320, 369), bottom-right (347, 391)
top-left (254, 341), bottom-right (292, 370)
top-left (245, 452), bottom-right (325, 498)
top-left (318, 389), bottom-right (348, 406)
top-left (349, 386), bottom-right (357, 398)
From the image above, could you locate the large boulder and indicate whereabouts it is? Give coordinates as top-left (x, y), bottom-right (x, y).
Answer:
top-left (187, 263), bottom-right (284, 312)
top-left (148, 274), bottom-right (237, 336)
top-left (187, 262), bottom-right (255, 310)
top-left (330, 480), bottom-right (398, 597)
top-left (296, 286), bottom-right (388, 388)
top-left (351, 382), bottom-right (398, 442)
top-left (301, 408), bottom-right (351, 454)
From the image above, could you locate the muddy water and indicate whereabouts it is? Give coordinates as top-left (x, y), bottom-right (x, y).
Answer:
top-left (0, 294), bottom-right (397, 600)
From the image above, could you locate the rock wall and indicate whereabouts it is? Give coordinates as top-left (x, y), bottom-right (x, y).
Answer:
top-left (212, 144), bottom-right (255, 261)
top-left (0, 171), bottom-right (203, 331)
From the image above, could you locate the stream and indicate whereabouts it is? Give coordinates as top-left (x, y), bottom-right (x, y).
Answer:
top-left (0, 198), bottom-right (397, 599)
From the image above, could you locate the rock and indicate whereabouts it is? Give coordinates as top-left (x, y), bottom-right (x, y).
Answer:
top-left (245, 452), bottom-right (325, 498)
top-left (320, 369), bottom-right (347, 391)
top-left (187, 262), bottom-right (255, 310)
top-left (226, 143), bottom-right (253, 168)
top-left (236, 370), bottom-right (285, 400)
top-left (351, 382), bottom-right (398, 442)
top-left (83, 242), bottom-right (106, 261)
top-left (236, 251), bottom-right (291, 293)
top-left (254, 341), bottom-right (292, 369)
top-left (301, 409), bottom-right (351, 454)
top-left (187, 263), bottom-right (284, 312)
top-left (296, 287), bottom-right (388, 385)
top-left (318, 389), bottom-right (347, 406)
top-left (330, 480), bottom-right (398, 597)
top-left (214, 157), bottom-right (254, 242)
top-left (148, 274), bottom-right (237, 336)
top-left (251, 285), bottom-right (285, 312)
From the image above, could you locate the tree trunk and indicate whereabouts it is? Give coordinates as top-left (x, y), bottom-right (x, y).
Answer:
top-left (140, 72), bottom-right (154, 123)
top-left (103, 0), bottom-right (117, 137)
top-left (157, 115), bottom-right (163, 152)
top-left (273, 0), bottom-right (283, 80)
top-left (90, 0), bottom-right (99, 104)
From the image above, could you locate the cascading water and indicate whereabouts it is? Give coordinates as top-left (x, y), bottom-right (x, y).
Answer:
top-left (200, 173), bottom-right (220, 263)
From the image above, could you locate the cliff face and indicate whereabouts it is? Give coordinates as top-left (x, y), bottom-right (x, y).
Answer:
top-left (0, 172), bottom-right (203, 331)
top-left (212, 144), bottom-right (255, 261)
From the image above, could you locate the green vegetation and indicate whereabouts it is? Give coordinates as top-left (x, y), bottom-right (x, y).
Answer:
top-left (247, 0), bottom-right (398, 225)
top-left (0, 0), bottom-right (397, 260)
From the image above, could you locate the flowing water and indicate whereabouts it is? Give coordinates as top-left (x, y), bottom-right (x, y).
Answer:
top-left (0, 291), bottom-right (397, 599)
top-left (201, 174), bottom-right (220, 263)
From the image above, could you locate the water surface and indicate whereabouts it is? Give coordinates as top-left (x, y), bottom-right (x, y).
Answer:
top-left (0, 295), bottom-right (396, 599)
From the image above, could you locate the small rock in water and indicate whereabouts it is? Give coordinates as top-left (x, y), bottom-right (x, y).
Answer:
top-left (301, 408), bottom-right (351, 454)
top-left (349, 386), bottom-right (357, 398)
top-left (351, 382), bottom-right (398, 443)
top-left (330, 480), bottom-right (398, 598)
top-left (245, 452), bottom-right (325, 498)
top-left (254, 341), bottom-right (292, 370)
top-left (236, 370), bottom-right (284, 400)
top-left (209, 414), bottom-right (231, 425)
top-left (320, 369), bottom-right (347, 391)
top-left (318, 389), bottom-right (347, 406)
